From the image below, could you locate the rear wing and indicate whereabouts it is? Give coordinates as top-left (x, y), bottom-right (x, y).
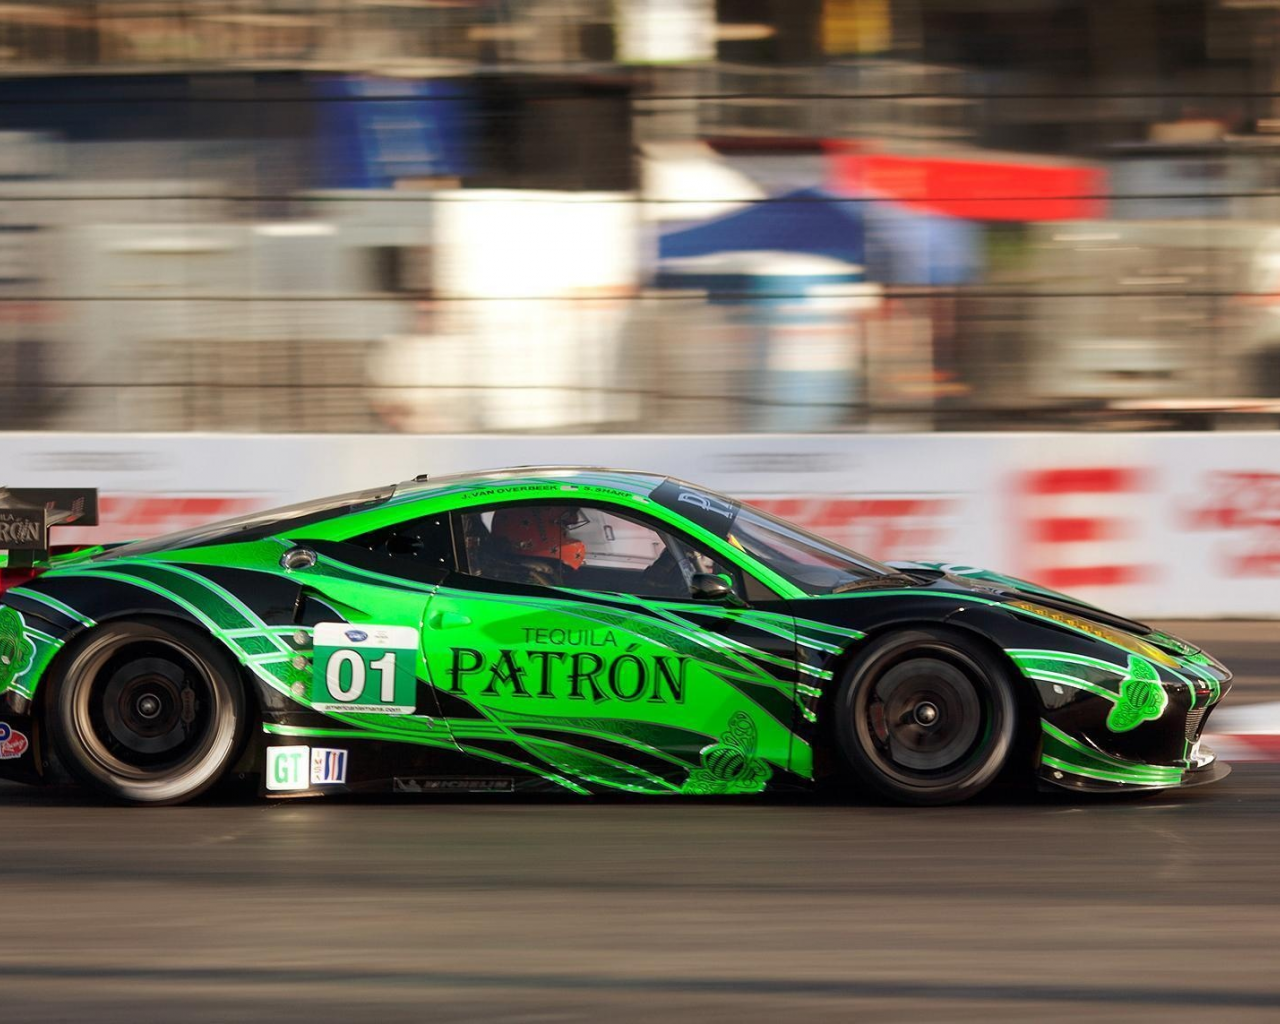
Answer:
top-left (0, 488), bottom-right (99, 566)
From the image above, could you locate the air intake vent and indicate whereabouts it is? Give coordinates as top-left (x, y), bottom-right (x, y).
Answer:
top-left (1185, 707), bottom-right (1207, 743)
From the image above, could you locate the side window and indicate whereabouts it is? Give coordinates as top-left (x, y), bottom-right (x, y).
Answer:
top-left (457, 502), bottom-right (736, 599)
top-left (348, 513), bottom-right (455, 572)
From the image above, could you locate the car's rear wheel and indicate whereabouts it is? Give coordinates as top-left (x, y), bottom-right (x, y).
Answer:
top-left (834, 628), bottom-right (1018, 806)
top-left (49, 620), bottom-right (247, 805)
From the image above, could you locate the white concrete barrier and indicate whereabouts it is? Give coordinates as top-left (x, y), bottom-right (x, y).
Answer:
top-left (5, 431), bottom-right (1280, 619)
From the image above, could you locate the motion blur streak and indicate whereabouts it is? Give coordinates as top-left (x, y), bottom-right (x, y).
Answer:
top-left (4, 549), bottom-right (1272, 1021)
top-left (6, 787), bottom-right (1271, 1021)
top-left (3, 3), bottom-right (1280, 433)
top-left (6, 3), bottom-right (1280, 1021)
top-left (4, 779), bottom-right (1280, 1020)
top-left (0, 630), bottom-right (1274, 1022)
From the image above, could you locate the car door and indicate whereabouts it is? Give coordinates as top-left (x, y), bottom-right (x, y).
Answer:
top-left (421, 499), bottom-right (806, 795)
top-left (279, 513), bottom-right (457, 752)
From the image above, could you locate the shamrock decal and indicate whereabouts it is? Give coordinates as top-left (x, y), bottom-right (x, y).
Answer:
top-left (1106, 654), bottom-right (1168, 733)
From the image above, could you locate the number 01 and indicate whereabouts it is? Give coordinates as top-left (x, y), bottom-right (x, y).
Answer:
top-left (325, 650), bottom-right (398, 703)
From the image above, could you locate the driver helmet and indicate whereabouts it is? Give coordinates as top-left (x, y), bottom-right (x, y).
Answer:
top-left (490, 506), bottom-right (587, 570)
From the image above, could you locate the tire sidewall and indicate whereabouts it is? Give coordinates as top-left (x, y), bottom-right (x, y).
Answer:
top-left (834, 628), bottom-right (1018, 806)
top-left (50, 619), bottom-right (247, 805)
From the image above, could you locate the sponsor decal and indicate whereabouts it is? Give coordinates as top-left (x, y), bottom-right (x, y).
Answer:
top-left (650, 480), bottom-right (740, 533)
top-left (1107, 656), bottom-right (1169, 733)
top-left (0, 512), bottom-right (41, 547)
top-left (310, 747), bottom-right (348, 785)
top-left (0, 721), bottom-right (29, 760)
top-left (682, 712), bottom-right (771, 795)
top-left (265, 745), bottom-right (310, 791)
top-left (440, 646), bottom-right (688, 704)
top-left (677, 491), bottom-right (736, 519)
top-left (310, 623), bottom-right (418, 715)
top-left (0, 607), bottom-right (36, 693)
top-left (520, 627), bottom-right (617, 647)
top-left (464, 483), bottom-right (634, 503)
top-left (394, 777), bottom-right (514, 793)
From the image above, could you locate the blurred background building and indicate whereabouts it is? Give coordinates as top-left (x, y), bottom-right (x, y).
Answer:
top-left (4, 0), bottom-right (1280, 433)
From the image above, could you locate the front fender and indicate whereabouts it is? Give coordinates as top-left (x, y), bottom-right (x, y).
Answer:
top-left (944, 603), bottom-right (1228, 786)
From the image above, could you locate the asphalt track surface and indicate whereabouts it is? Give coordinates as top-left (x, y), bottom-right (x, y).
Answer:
top-left (4, 622), bottom-right (1280, 1023)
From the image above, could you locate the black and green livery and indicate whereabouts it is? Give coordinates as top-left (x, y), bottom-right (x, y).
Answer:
top-left (0, 469), bottom-right (1231, 805)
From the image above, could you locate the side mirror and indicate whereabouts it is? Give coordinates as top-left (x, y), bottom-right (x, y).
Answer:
top-left (690, 573), bottom-right (745, 606)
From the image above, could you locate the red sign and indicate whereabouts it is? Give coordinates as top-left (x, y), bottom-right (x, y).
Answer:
top-left (828, 146), bottom-right (1107, 222)
top-left (59, 495), bottom-right (267, 546)
top-left (1017, 467), bottom-right (1148, 589)
top-left (749, 496), bottom-right (956, 562)
top-left (1184, 471), bottom-right (1280, 577)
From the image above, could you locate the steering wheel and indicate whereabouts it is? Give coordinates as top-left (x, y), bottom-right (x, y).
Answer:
top-left (640, 549), bottom-right (689, 596)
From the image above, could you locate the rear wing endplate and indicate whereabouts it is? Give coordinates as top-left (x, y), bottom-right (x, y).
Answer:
top-left (0, 488), bottom-right (99, 565)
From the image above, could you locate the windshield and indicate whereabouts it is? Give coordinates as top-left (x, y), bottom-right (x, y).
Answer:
top-left (97, 485), bottom-right (394, 559)
top-left (727, 504), bottom-right (895, 595)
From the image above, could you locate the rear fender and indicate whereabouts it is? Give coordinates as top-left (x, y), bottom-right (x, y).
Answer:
top-left (0, 577), bottom-right (286, 726)
top-left (0, 598), bottom-right (77, 711)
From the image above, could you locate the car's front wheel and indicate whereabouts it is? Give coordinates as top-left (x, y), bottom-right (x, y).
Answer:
top-left (834, 628), bottom-right (1018, 805)
top-left (49, 620), bottom-right (247, 805)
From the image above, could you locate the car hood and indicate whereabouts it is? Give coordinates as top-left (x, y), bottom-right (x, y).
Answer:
top-left (888, 560), bottom-right (1202, 659)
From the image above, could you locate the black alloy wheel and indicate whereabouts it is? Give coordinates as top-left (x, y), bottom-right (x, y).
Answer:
top-left (50, 620), bottom-right (247, 805)
top-left (835, 628), bottom-right (1018, 805)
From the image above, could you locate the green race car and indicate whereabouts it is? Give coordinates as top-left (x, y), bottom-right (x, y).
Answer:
top-left (0, 469), bottom-right (1231, 805)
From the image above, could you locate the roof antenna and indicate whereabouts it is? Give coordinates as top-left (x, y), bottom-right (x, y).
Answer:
top-left (415, 474), bottom-right (430, 482)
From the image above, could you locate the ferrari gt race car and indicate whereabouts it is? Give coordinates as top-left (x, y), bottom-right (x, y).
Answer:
top-left (0, 469), bottom-right (1231, 806)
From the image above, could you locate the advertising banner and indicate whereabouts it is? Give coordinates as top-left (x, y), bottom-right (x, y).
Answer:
top-left (4, 431), bottom-right (1280, 618)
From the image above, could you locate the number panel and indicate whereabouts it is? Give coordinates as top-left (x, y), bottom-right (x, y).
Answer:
top-left (310, 622), bottom-right (419, 714)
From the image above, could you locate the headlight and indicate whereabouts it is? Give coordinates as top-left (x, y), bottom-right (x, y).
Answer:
top-left (1006, 600), bottom-right (1180, 669)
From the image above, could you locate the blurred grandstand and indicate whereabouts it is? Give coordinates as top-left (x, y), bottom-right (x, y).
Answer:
top-left (2, 1), bottom-right (1280, 433)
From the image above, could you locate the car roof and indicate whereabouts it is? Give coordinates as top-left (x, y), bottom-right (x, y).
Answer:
top-left (388, 466), bottom-right (668, 504)
top-left (89, 467), bottom-right (681, 560)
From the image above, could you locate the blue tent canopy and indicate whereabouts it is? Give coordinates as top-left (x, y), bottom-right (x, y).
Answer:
top-left (658, 186), bottom-right (981, 286)
top-left (659, 187), bottom-right (867, 266)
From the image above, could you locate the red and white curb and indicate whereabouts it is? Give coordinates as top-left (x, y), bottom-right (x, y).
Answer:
top-left (1207, 702), bottom-right (1280, 762)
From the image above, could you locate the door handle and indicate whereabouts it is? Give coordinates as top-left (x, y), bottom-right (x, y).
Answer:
top-left (427, 610), bottom-right (472, 630)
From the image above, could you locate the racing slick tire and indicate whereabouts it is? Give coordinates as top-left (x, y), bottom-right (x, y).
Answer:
top-left (48, 619), bottom-right (248, 805)
top-left (834, 627), bottom-right (1018, 806)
